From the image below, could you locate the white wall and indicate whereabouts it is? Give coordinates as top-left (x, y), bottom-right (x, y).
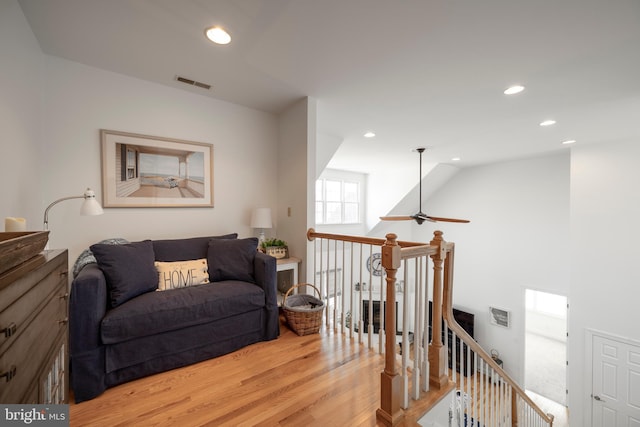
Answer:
top-left (316, 132), bottom-right (342, 180)
top-left (410, 152), bottom-right (571, 384)
top-left (39, 55), bottom-right (279, 263)
top-left (277, 97), bottom-right (315, 283)
top-left (0, 0), bottom-right (45, 228)
top-left (568, 140), bottom-right (640, 426)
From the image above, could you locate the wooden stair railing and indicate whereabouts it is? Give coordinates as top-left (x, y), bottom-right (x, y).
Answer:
top-left (377, 233), bottom-right (403, 426)
top-left (306, 228), bottom-right (554, 427)
top-left (428, 231), bottom-right (450, 391)
top-left (307, 229), bottom-right (429, 426)
top-left (438, 232), bottom-right (555, 427)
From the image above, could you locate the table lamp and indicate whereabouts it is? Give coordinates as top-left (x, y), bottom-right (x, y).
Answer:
top-left (250, 207), bottom-right (272, 247)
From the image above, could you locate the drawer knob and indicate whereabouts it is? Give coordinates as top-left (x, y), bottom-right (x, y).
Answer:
top-left (1, 365), bottom-right (17, 382)
top-left (1, 323), bottom-right (17, 338)
top-left (59, 292), bottom-right (69, 300)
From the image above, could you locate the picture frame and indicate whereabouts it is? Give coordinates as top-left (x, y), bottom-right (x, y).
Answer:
top-left (100, 129), bottom-right (214, 208)
top-left (489, 306), bottom-right (511, 328)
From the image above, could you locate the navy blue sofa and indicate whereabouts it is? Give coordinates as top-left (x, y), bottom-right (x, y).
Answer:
top-left (69, 235), bottom-right (279, 402)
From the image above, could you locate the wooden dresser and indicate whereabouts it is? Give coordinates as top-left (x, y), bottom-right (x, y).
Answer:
top-left (0, 249), bottom-right (69, 403)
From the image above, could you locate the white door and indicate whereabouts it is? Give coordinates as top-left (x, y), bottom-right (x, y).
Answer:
top-left (592, 334), bottom-right (640, 426)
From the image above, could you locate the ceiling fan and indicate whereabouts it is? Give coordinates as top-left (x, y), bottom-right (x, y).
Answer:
top-left (380, 148), bottom-right (470, 225)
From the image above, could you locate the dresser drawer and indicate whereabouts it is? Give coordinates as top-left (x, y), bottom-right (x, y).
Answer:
top-left (0, 254), bottom-right (67, 353)
top-left (0, 280), bottom-right (68, 403)
top-left (0, 252), bottom-right (66, 309)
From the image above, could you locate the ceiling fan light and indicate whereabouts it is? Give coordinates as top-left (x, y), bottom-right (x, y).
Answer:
top-left (540, 119), bottom-right (556, 127)
top-left (364, 131), bottom-right (376, 138)
top-left (562, 139), bottom-right (576, 145)
top-left (205, 26), bottom-right (231, 45)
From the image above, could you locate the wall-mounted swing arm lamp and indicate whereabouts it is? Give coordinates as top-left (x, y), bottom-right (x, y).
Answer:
top-left (43, 188), bottom-right (104, 230)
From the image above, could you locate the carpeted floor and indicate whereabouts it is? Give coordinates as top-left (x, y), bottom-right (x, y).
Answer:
top-left (525, 332), bottom-right (567, 405)
top-left (527, 390), bottom-right (569, 427)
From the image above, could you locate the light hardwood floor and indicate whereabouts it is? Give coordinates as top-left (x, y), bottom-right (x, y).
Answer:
top-left (70, 318), bottom-right (557, 426)
top-left (70, 316), bottom-right (404, 426)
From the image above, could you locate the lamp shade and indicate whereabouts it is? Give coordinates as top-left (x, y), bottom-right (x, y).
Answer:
top-left (250, 208), bottom-right (272, 229)
top-left (80, 188), bottom-right (104, 216)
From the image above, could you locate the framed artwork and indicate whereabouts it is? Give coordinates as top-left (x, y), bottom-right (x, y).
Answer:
top-left (489, 306), bottom-right (511, 328)
top-left (100, 129), bottom-right (213, 208)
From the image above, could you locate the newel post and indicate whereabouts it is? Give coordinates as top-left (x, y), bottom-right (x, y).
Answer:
top-left (429, 230), bottom-right (449, 389)
top-left (376, 233), bottom-right (404, 426)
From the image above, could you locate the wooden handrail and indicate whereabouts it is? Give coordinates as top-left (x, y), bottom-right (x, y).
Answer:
top-left (398, 244), bottom-right (436, 259)
top-left (307, 228), bottom-right (427, 248)
top-left (441, 243), bottom-right (555, 426)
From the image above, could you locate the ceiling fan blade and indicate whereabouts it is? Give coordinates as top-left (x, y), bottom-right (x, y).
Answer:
top-left (380, 215), bottom-right (415, 221)
top-left (425, 215), bottom-right (470, 223)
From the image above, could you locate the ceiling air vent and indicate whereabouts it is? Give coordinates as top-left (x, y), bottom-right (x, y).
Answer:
top-left (175, 75), bottom-right (211, 90)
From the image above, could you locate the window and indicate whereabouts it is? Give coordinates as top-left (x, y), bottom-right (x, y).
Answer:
top-left (119, 144), bottom-right (139, 182)
top-left (316, 177), bottom-right (361, 224)
top-left (126, 148), bottom-right (137, 180)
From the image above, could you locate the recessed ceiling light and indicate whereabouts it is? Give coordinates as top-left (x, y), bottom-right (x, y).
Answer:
top-left (562, 139), bottom-right (576, 145)
top-left (504, 85), bottom-right (525, 95)
top-left (364, 132), bottom-right (376, 138)
top-left (205, 26), bottom-right (231, 45)
top-left (540, 119), bottom-right (556, 127)
top-left (452, 157), bottom-right (461, 161)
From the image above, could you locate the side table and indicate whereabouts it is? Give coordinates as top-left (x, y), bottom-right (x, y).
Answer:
top-left (276, 257), bottom-right (301, 306)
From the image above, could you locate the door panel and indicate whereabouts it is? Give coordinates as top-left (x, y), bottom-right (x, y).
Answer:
top-left (592, 334), bottom-right (640, 427)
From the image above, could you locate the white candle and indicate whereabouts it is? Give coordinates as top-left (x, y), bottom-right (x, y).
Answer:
top-left (5, 217), bottom-right (27, 232)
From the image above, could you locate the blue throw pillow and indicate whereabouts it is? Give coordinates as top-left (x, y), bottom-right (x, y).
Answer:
top-left (72, 237), bottom-right (129, 278)
top-left (207, 237), bottom-right (258, 283)
top-left (90, 239), bottom-right (157, 308)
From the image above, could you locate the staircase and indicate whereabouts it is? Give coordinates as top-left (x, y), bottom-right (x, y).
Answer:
top-left (307, 228), bottom-right (554, 426)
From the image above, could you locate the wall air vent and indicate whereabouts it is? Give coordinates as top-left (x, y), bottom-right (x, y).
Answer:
top-left (175, 75), bottom-right (211, 90)
top-left (193, 81), bottom-right (211, 90)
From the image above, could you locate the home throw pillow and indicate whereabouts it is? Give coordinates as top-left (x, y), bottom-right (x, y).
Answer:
top-left (207, 237), bottom-right (258, 283)
top-left (155, 258), bottom-right (209, 291)
top-left (90, 239), bottom-right (157, 308)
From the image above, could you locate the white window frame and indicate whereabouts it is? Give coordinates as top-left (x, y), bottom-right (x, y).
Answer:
top-left (316, 169), bottom-right (365, 225)
top-left (126, 148), bottom-right (137, 180)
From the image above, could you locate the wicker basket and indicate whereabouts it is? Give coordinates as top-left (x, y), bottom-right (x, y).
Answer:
top-left (265, 246), bottom-right (288, 259)
top-left (282, 283), bottom-right (324, 336)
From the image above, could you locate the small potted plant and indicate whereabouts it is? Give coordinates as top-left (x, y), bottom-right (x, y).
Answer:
top-left (260, 238), bottom-right (288, 259)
